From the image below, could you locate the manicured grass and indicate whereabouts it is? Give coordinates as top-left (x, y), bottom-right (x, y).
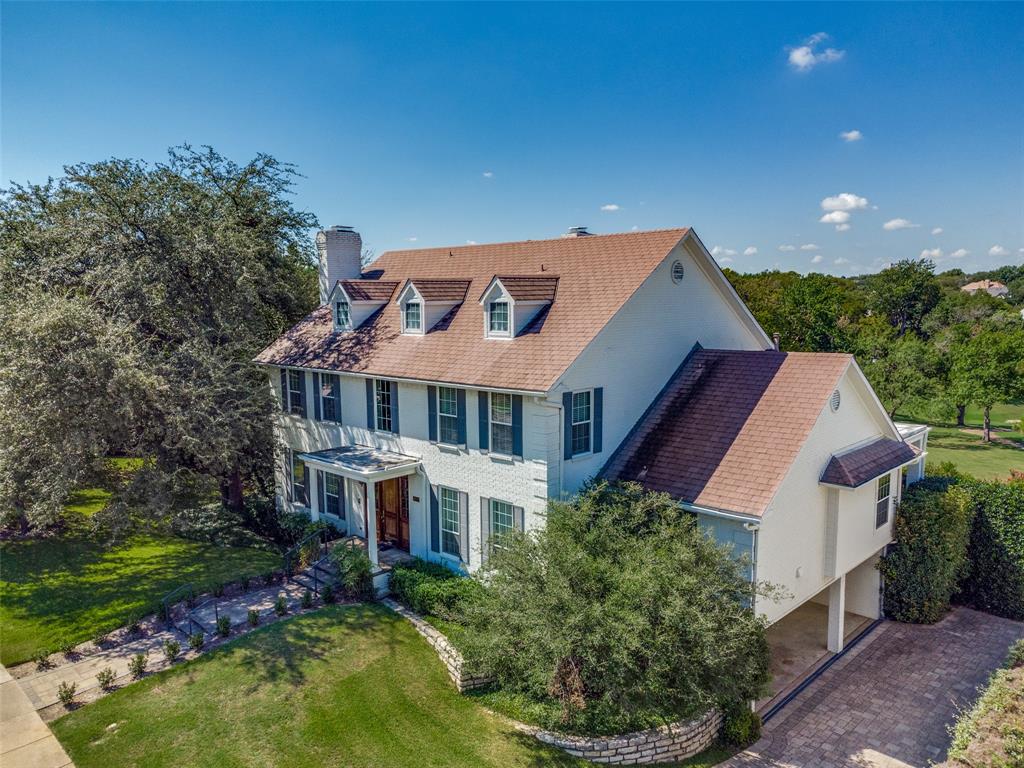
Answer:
top-left (0, 470), bottom-right (279, 666)
top-left (899, 402), bottom-right (1024, 431)
top-left (925, 427), bottom-right (1024, 481)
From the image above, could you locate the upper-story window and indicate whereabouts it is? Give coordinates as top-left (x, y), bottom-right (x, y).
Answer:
top-left (404, 301), bottom-right (422, 332)
top-left (488, 301), bottom-right (510, 335)
top-left (335, 300), bottom-right (351, 330)
top-left (490, 498), bottom-right (514, 549)
top-left (875, 474), bottom-right (891, 529)
top-left (287, 370), bottom-right (304, 414)
top-left (320, 376), bottom-right (337, 421)
top-left (375, 379), bottom-right (393, 432)
top-left (571, 390), bottom-right (592, 455)
top-left (437, 386), bottom-right (459, 445)
top-left (489, 392), bottom-right (514, 455)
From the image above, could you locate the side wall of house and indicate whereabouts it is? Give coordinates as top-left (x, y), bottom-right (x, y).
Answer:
top-left (754, 367), bottom-right (900, 625)
top-left (553, 239), bottom-right (769, 495)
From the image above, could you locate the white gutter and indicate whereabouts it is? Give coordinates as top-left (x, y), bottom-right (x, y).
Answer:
top-left (678, 500), bottom-right (761, 526)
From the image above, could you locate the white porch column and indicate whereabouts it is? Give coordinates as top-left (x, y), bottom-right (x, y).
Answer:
top-left (309, 468), bottom-right (321, 522)
top-left (365, 480), bottom-right (379, 567)
top-left (827, 573), bottom-right (847, 653)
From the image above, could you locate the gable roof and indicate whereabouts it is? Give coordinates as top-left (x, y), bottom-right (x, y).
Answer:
top-left (601, 348), bottom-right (853, 517)
top-left (337, 279), bottom-right (399, 302)
top-left (403, 279), bottom-right (471, 303)
top-left (820, 438), bottom-right (919, 488)
top-left (489, 275), bottom-right (559, 302)
top-left (256, 228), bottom-right (693, 392)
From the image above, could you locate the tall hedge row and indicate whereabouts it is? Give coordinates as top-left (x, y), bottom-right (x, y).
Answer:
top-left (956, 479), bottom-right (1024, 620)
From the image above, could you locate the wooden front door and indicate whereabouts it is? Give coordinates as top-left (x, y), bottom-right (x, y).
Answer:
top-left (374, 476), bottom-right (410, 551)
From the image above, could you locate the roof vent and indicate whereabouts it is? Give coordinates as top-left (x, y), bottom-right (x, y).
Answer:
top-left (562, 226), bottom-right (591, 238)
top-left (829, 389), bottom-right (841, 412)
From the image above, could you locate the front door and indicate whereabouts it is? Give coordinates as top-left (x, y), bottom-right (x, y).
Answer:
top-left (374, 477), bottom-right (410, 551)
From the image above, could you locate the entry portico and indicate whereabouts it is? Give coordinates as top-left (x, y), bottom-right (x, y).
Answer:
top-left (297, 445), bottom-right (421, 567)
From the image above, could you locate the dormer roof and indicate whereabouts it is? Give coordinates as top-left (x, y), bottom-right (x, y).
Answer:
top-left (400, 279), bottom-right (471, 303)
top-left (480, 275), bottom-right (559, 303)
top-left (336, 279), bottom-right (399, 302)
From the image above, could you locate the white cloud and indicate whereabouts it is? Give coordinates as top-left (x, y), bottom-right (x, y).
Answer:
top-left (950, 248), bottom-right (969, 259)
top-left (989, 244), bottom-right (1010, 257)
top-left (600, 204), bottom-right (620, 212)
top-left (631, 225), bottom-right (639, 231)
top-left (819, 211), bottom-right (851, 224)
top-left (719, 257), bottom-right (734, 264)
top-left (743, 246), bottom-right (758, 256)
top-left (482, 171), bottom-right (494, 178)
top-left (839, 129), bottom-right (862, 142)
top-left (711, 246), bottom-right (737, 257)
top-left (788, 33), bottom-right (845, 71)
top-left (932, 227), bottom-right (943, 235)
top-left (466, 240), bottom-right (478, 245)
top-left (821, 193), bottom-right (869, 212)
top-left (800, 243), bottom-right (820, 251)
top-left (406, 237), bottom-right (418, 242)
top-left (920, 248), bottom-right (942, 259)
top-left (835, 223), bottom-right (851, 232)
top-left (834, 257), bottom-right (850, 265)
top-left (883, 218), bottom-right (919, 231)
top-left (811, 254), bottom-right (824, 264)
top-left (778, 244), bottom-right (797, 252)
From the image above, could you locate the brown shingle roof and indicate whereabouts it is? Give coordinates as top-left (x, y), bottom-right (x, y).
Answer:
top-left (602, 348), bottom-right (853, 516)
top-left (407, 279), bottom-right (471, 302)
top-left (338, 279), bottom-right (399, 302)
top-left (493, 275), bottom-right (559, 302)
top-left (256, 229), bottom-right (689, 392)
top-left (820, 438), bottom-right (919, 488)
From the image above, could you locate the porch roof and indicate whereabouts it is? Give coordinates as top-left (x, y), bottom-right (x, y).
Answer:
top-left (296, 445), bottom-right (421, 478)
top-left (819, 438), bottom-right (920, 489)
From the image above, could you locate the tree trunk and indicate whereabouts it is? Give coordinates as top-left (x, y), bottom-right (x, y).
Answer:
top-left (956, 404), bottom-right (966, 427)
top-left (224, 466), bottom-right (245, 513)
top-left (983, 406), bottom-right (991, 443)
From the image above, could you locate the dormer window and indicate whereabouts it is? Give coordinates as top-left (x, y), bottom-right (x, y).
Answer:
top-left (488, 301), bottom-right (510, 335)
top-left (404, 301), bottom-right (422, 332)
top-left (396, 279), bottom-right (470, 335)
top-left (335, 299), bottom-right (351, 330)
top-left (328, 279), bottom-right (399, 332)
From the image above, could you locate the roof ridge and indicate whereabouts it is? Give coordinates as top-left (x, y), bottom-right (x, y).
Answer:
top-left (378, 227), bottom-right (690, 257)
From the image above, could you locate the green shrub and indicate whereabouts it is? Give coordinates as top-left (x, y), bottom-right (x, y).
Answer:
top-left (92, 630), bottom-right (109, 648)
top-left (957, 478), bottom-right (1024, 621)
top-left (216, 615), bottom-right (231, 637)
top-left (96, 667), bottom-right (116, 691)
top-left (879, 478), bottom-right (973, 623)
top-left (128, 652), bottom-right (148, 679)
top-left (126, 614), bottom-right (142, 635)
top-left (274, 595), bottom-right (288, 616)
top-left (58, 639), bottom-right (77, 657)
top-left (157, 601), bottom-right (171, 623)
top-left (33, 649), bottom-right (52, 670)
top-left (57, 680), bottom-right (76, 707)
top-left (722, 702), bottom-right (762, 747)
top-left (188, 632), bottom-right (205, 651)
top-left (163, 639), bottom-right (181, 662)
top-left (212, 582), bottom-right (225, 598)
top-left (263, 571), bottom-right (278, 586)
top-left (301, 589), bottom-right (313, 609)
top-left (390, 559), bottom-right (483, 619)
top-left (248, 609), bottom-right (260, 627)
top-left (320, 583), bottom-right (336, 604)
top-left (240, 575), bottom-right (251, 592)
top-left (1008, 638), bottom-right (1024, 669)
top-left (332, 547), bottom-right (374, 600)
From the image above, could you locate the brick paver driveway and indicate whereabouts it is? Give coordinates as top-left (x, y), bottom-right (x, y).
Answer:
top-left (725, 607), bottom-right (1023, 768)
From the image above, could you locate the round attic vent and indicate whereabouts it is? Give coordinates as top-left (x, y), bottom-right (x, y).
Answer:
top-left (830, 389), bottom-right (841, 412)
top-left (671, 261), bottom-right (685, 283)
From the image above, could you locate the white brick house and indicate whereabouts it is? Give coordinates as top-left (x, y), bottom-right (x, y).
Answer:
top-left (256, 224), bottom-right (928, 705)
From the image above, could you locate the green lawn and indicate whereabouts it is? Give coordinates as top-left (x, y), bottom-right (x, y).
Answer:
top-left (52, 604), bottom-right (731, 768)
top-left (899, 402), bottom-right (1024, 431)
top-left (0, 472), bottom-right (279, 666)
top-left (925, 427), bottom-right (1024, 481)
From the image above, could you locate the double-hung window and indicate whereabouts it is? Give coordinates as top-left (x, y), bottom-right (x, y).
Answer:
top-left (440, 487), bottom-right (460, 557)
top-left (875, 474), bottom-right (892, 529)
top-left (490, 498), bottom-right (514, 549)
top-left (490, 392), bottom-right (514, 455)
top-left (571, 390), bottom-right (592, 455)
top-left (489, 301), bottom-right (509, 334)
top-left (325, 473), bottom-right (342, 517)
top-left (287, 370), bottom-right (304, 415)
top-left (374, 379), bottom-right (392, 432)
top-left (438, 386), bottom-right (459, 445)
top-left (335, 300), bottom-right (351, 329)
top-left (320, 377), bottom-right (337, 422)
top-left (404, 302), bottom-right (421, 332)
top-left (291, 452), bottom-right (307, 506)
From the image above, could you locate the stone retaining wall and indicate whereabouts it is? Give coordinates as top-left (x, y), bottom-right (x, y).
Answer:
top-left (381, 598), bottom-right (492, 692)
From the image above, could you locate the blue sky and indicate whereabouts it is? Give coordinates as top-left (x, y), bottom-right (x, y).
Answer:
top-left (3, 2), bottom-right (1022, 275)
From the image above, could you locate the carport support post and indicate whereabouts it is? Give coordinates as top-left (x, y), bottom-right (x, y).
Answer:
top-left (827, 574), bottom-right (847, 653)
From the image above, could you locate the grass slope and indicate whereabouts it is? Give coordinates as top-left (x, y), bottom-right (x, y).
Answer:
top-left (925, 427), bottom-right (1023, 481)
top-left (0, 475), bottom-right (278, 666)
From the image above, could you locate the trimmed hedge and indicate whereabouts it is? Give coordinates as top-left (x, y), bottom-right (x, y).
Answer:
top-left (389, 559), bottom-right (484, 619)
top-left (879, 477), bottom-right (974, 624)
top-left (957, 479), bottom-right (1024, 621)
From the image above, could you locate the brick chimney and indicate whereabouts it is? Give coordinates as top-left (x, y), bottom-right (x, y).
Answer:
top-left (316, 225), bottom-right (362, 304)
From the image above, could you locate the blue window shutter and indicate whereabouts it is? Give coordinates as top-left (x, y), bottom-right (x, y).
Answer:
top-left (297, 371), bottom-right (307, 418)
top-left (301, 461), bottom-right (310, 507)
top-left (317, 470), bottom-right (325, 514)
top-left (279, 369), bottom-right (288, 412)
top-left (477, 392), bottom-right (489, 452)
top-left (390, 380), bottom-right (400, 435)
top-left (512, 394), bottom-right (523, 458)
top-left (562, 391), bottom-right (573, 459)
top-left (429, 485), bottom-right (440, 553)
top-left (427, 386), bottom-right (438, 442)
top-left (312, 373), bottom-right (321, 420)
top-left (332, 375), bottom-right (342, 423)
top-left (593, 387), bottom-right (603, 454)
top-left (513, 505), bottom-right (525, 532)
top-left (458, 491), bottom-right (469, 562)
top-left (338, 476), bottom-right (346, 519)
top-left (365, 378), bottom-right (375, 430)
top-left (479, 497), bottom-right (491, 563)
top-left (456, 389), bottom-right (467, 445)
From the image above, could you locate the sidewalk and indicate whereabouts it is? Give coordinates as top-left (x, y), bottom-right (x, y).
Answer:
top-left (0, 664), bottom-right (74, 768)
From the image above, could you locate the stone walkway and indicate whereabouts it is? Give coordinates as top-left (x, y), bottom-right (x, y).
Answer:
top-left (724, 608), bottom-right (1024, 768)
top-left (0, 664), bottom-right (73, 768)
top-left (16, 579), bottom-right (310, 715)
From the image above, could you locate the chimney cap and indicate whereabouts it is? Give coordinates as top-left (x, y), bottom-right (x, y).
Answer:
top-left (563, 226), bottom-right (591, 238)
top-left (325, 225), bottom-right (355, 233)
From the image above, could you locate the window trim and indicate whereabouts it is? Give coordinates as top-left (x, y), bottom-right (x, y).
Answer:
top-left (489, 498), bottom-right (514, 551)
top-left (291, 452), bottom-right (307, 507)
top-left (403, 300), bottom-right (423, 334)
top-left (875, 473), bottom-right (892, 529)
top-left (320, 375), bottom-right (337, 422)
top-left (438, 486), bottom-right (461, 558)
top-left (324, 472), bottom-right (343, 518)
top-left (436, 386), bottom-right (460, 446)
top-left (487, 300), bottom-right (511, 337)
top-left (287, 370), bottom-right (304, 415)
top-left (489, 392), bottom-right (514, 457)
top-left (569, 389), bottom-right (593, 457)
top-left (374, 378), bottom-right (393, 433)
top-left (334, 299), bottom-right (351, 331)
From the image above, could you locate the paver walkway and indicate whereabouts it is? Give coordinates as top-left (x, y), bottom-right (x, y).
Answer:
top-left (0, 664), bottom-right (73, 767)
top-left (724, 608), bottom-right (1024, 768)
